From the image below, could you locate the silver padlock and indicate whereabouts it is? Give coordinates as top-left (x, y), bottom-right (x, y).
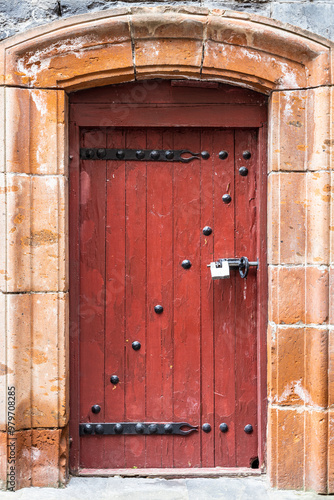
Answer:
top-left (209, 260), bottom-right (230, 279)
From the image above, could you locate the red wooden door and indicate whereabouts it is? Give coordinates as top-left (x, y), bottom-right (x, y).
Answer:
top-left (69, 82), bottom-right (267, 473)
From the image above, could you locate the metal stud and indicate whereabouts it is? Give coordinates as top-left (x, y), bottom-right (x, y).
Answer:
top-left (135, 423), bottom-right (145, 434)
top-left (85, 149), bottom-right (95, 159)
top-left (91, 404), bottom-right (101, 414)
top-left (219, 151), bottom-right (228, 160)
top-left (154, 305), bottom-right (164, 314)
top-left (84, 424), bottom-right (93, 434)
top-left (150, 150), bottom-right (160, 160)
top-left (243, 151), bottom-right (251, 160)
top-left (219, 423), bottom-right (228, 433)
top-left (110, 375), bottom-right (120, 385)
top-left (181, 260), bottom-right (192, 270)
top-left (202, 423), bottom-right (212, 433)
top-left (132, 341), bottom-right (141, 351)
top-left (116, 150), bottom-right (125, 159)
top-left (164, 424), bottom-right (173, 434)
top-left (148, 424), bottom-right (158, 434)
top-left (203, 226), bottom-right (212, 236)
top-left (115, 423), bottom-right (123, 434)
top-left (244, 424), bottom-right (253, 434)
top-left (201, 151), bottom-right (210, 160)
top-left (165, 150), bottom-right (174, 160)
top-left (136, 150), bottom-right (145, 160)
top-left (95, 424), bottom-right (104, 435)
top-left (222, 194), bottom-right (232, 204)
top-left (239, 166), bottom-right (248, 177)
top-left (97, 148), bottom-right (106, 159)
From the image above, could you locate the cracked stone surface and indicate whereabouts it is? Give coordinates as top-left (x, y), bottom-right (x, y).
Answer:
top-left (0, 0), bottom-right (334, 42)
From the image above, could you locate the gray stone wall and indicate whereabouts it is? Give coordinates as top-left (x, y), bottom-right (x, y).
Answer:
top-left (0, 0), bottom-right (333, 42)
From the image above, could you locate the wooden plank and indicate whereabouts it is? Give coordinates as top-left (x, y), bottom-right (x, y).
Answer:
top-left (160, 129), bottom-right (176, 468)
top-left (145, 128), bottom-right (174, 467)
top-left (70, 81), bottom-right (267, 106)
top-left (70, 103), bottom-right (266, 129)
top-left (199, 129), bottom-right (215, 467)
top-left (234, 129), bottom-right (258, 467)
top-left (79, 128), bottom-right (106, 468)
top-left (78, 467), bottom-right (263, 477)
top-left (124, 128), bottom-right (147, 468)
top-left (69, 121), bottom-right (80, 473)
top-left (173, 128), bottom-right (201, 468)
top-left (213, 129), bottom-right (236, 467)
top-left (104, 128), bottom-right (127, 467)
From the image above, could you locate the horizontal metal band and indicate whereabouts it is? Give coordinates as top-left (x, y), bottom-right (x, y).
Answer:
top-left (80, 148), bottom-right (210, 163)
top-left (80, 422), bottom-right (198, 436)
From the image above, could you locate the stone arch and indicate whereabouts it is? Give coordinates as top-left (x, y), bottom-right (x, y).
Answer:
top-left (0, 7), bottom-right (333, 494)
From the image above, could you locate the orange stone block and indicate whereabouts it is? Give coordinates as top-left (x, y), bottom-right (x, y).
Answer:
top-left (267, 323), bottom-right (277, 403)
top-left (267, 172), bottom-right (306, 265)
top-left (328, 328), bottom-right (334, 407)
top-left (306, 86), bottom-right (332, 171)
top-left (6, 88), bottom-right (66, 175)
top-left (276, 408), bottom-right (304, 490)
top-left (275, 327), bottom-right (304, 406)
top-left (306, 171), bottom-right (331, 264)
top-left (305, 328), bottom-right (328, 408)
top-left (13, 430), bottom-right (32, 489)
top-left (6, 175), bottom-right (67, 292)
top-left (6, 293), bottom-right (68, 430)
top-left (132, 12), bottom-right (205, 78)
top-left (0, 87), bottom-right (4, 174)
top-left (305, 410), bottom-right (328, 493)
top-left (0, 294), bottom-right (5, 431)
top-left (269, 266), bottom-right (305, 324)
top-left (0, 173), bottom-right (5, 292)
top-left (328, 410), bottom-right (334, 493)
top-left (5, 14), bottom-right (134, 89)
top-left (305, 267), bottom-right (329, 324)
top-left (330, 266), bottom-right (334, 325)
top-left (269, 266), bottom-right (329, 324)
top-left (270, 90), bottom-right (307, 172)
top-left (135, 39), bottom-right (203, 79)
top-left (0, 432), bottom-right (6, 489)
top-left (267, 406), bottom-right (278, 488)
top-left (31, 427), bottom-right (68, 487)
top-left (11, 427), bottom-right (68, 489)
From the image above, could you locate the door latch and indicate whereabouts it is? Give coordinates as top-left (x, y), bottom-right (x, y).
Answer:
top-left (207, 257), bottom-right (258, 279)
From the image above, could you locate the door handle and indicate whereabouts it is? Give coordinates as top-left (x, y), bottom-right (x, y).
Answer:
top-left (207, 257), bottom-right (258, 279)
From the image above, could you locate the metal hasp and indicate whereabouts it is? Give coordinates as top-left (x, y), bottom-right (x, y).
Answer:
top-left (80, 148), bottom-right (210, 163)
top-left (79, 422), bottom-right (198, 436)
top-left (208, 257), bottom-right (258, 279)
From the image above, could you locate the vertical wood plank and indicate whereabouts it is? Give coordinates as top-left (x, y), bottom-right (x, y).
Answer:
top-left (234, 129), bottom-right (258, 467)
top-left (69, 121), bottom-right (80, 472)
top-left (199, 129), bottom-right (215, 467)
top-left (79, 128), bottom-right (106, 467)
top-left (160, 129), bottom-right (175, 468)
top-left (173, 128), bottom-right (201, 468)
top-left (146, 128), bottom-right (174, 467)
top-left (213, 129), bottom-right (236, 467)
top-left (124, 128), bottom-right (147, 468)
top-left (104, 128), bottom-right (126, 467)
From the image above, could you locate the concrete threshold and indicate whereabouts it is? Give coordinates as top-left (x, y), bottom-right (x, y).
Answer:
top-left (0, 476), bottom-right (324, 499)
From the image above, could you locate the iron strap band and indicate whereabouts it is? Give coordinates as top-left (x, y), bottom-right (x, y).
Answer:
top-left (80, 422), bottom-right (198, 436)
top-left (80, 148), bottom-right (210, 163)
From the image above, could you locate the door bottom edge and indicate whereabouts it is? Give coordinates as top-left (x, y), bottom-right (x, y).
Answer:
top-left (76, 467), bottom-right (264, 478)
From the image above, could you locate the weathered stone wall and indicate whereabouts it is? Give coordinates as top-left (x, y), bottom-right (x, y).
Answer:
top-left (0, 0), bottom-right (334, 42)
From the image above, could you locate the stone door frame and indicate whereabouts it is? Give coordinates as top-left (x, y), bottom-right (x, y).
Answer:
top-left (0, 6), bottom-right (333, 493)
